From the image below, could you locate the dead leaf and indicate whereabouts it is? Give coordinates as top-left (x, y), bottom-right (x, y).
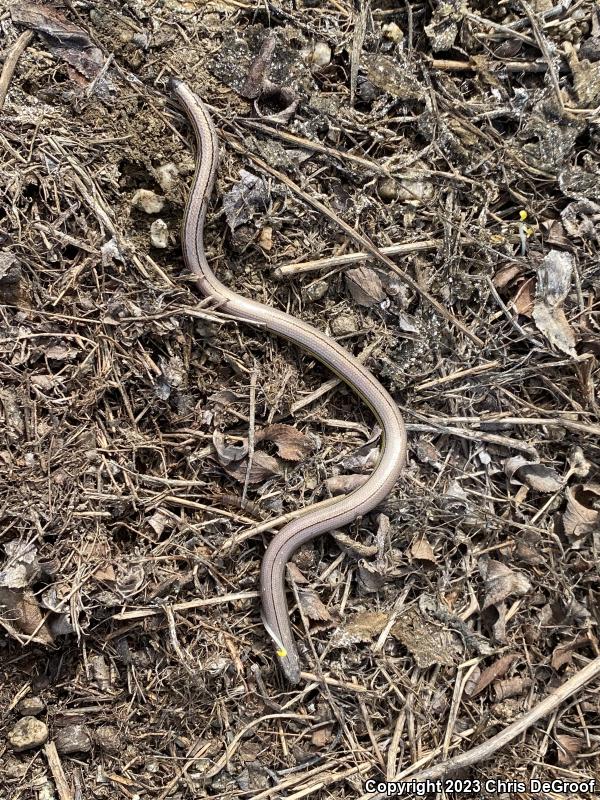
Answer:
top-left (286, 562), bottom-right (309, 585)
top-left (532, 250), bottom-right (577, 356)
top-left (481, 560), bottom-right (531, 609)
top-left (311, 725), bottom-right (333, 747)
top-left (341, 611), bottom-right (389, 642)
top-left (324, 475), bottom-right (369, 496)
top-left (415, 439), bottom-right (442, 466)
top-left (297, 588), bottom-right (333, 623)
top-left (467, 654), bottom-right (518, 697)
top-left (556, 734), bottom-right (584, 766)
top-left (551, 636), bottom-right (590, 670)
top-left (345, 266), bottom-right (386, 307)
top-left (256, 424), bottom-right (313, 461)
top-left (391, 607), bottom-right (459, 668)
top-left (567, 446), bottom-right (591, 478)
top-left (512, 276), bottom-right (535, 316)
top-left (222, 170), bottom-right (268, 231)
top-left (493, 263), bottom-right (523, 289)
top-left (563, 484), bottom-right (600, 540)
top-left (561, 199), bottom-right (600, 239)
top-left (213, 430), bottom-right (248, 466)
top-left (258, 226), bottom-right (273, 251)
top-left (410, 537), bottom-right (437, 563)
top-left (223, 451), bottom-right (283, 484)
top-left (332, 532), bottom-right (379, 559)
top-left (44, 343), bottom-right (78, 361)
top-left (12, 3), bottom-right (109, 88)
top-left (505, 455), bottom-right (563, 493)
top-left (147, 509), bottom-right (172, 537)
top-left (464, 667), bottom-right (481, 697)
top-left (0, 587), bottom-right (53, 644)
top-left (357, 560), bottom-right (386, 593)
top-left (0, 541), bottom-right (40, 589)
top-left (493, 676), bottom-right (532, 701)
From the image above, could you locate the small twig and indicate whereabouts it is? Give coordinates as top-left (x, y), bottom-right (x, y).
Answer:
top-left (274, 239), bottom-right (440, 278)
top-left (44, 742), bottom-right (73, 800)
top-left (0, 30), bottom-right (33, 111)
top-left (111, 590), bottom-right (259, 621)
top-left (415, 360), bottom-right (501, 391)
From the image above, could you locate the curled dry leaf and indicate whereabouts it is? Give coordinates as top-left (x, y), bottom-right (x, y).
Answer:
top-left (568, 446), bottom-right (591, 478)
top-left (324, 474), bottom-right (369, 496)
top-left (358, 559), bottom-right (386, 593)
top-left (213, 430), bottom-right (248, 466)
top-left (512, 276), bottom-right (535, 316)
top-left (464, 667), bottom-right (481, 698)
top-left (297, 588), bottom-right (333, 623)
top-left (286, 561), bottom-right (309, 585)
top-left (255, 424), bottom-right (313, 461)
top-left (563, 484), bottom-right (600, 540)
top-left (12, 2), bottom-right (110, 89)
top-left (467, 654), bottom-right (518, 698)
top-left (391, 607), bottom-right (458, 668)
top-left (504, 455), bottom-right (563, 493)
top-left (332, 531), bottom-right (379, 559)
top-left (551, 636), bottom-right (590, 670)
top-left (415, 439), bottom-right (442, 467)
top-left (532, 250), bottom-right (577, 356)
top-left (410, 536), bottom-right (437, 563)
top-left (493, 676), bottom-right (533, 701)
top-left (481, 559), bottom-right (532, 609)
top-left (0, 587), bottom-right (54, 645)
top-left (556, 734), bottom-right (584, 766)
top-left (345, 265), bottom-right (386, 307)
top-left (147, 509), bottom-right (172, 538)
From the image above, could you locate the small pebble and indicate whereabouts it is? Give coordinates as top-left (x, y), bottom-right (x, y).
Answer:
top-left (8, 717), bottom-right (48, 752)
top-left (302, 280), bottom-right (328, 303)
top-left (132, 189), bottom-right (165, 214)
top-left (378, 177), bottom-right (399, 202)
top-left (155, 162), bottom-right (178, 192)
top-left (95, 724), bottom-right (122, 754)
top-left (150, 219), bottom-right (169, 248)
top-left (382, 22), bottom-right (403, 43)
top-left (311, 41), bottom-right (332, 68)
top-left (330, 313), bottom-right (358, 336)
top-left (55, 724), bottom-right (93, 755)
top-left (17, 696), bottom-right (45, 717)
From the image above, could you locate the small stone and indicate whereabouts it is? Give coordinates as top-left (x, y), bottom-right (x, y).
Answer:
top-left (17, 696), bottom-right (45, 717)
top-left (155, 162), bottom-right (178, 192)
top-left (311, 41), bottom-right (332, 68)
top-left (378, 177), bottom-right (399, 202)
top-left (8, 717), bottom-right (48, 751)
top-left (131, 189), bottom-right (165, 214)
top-left (302, 281), bottom-right (328, 302)
top-left (95, 724), bottom-right (122, 753)
top-left (330, 313), bottom-right (358, 336)
top-left (55, 724), bottom-right (93, 755)
top-left (150, 219), bottom-right (169, 248)
top-left (382, 22), bottom-right (403, 43)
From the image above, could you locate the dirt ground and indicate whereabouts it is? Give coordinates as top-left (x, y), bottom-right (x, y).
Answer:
top-left (1, 0), bottom-right (599, 798)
